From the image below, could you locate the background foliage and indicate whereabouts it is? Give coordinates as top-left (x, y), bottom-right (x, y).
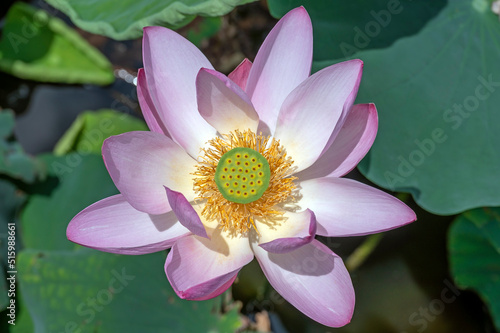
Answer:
top-left (1, 0), bottom-right (499, 332)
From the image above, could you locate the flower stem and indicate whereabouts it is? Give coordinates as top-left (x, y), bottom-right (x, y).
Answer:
top-left (345, 233), bottom-right (384, 272)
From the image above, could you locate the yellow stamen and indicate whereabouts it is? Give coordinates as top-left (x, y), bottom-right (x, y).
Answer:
top-left (193, 129), bottom-right (297, 235)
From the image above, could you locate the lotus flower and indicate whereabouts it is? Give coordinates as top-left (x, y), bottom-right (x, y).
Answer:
top-left (67, 7), bottom-right (416, 327)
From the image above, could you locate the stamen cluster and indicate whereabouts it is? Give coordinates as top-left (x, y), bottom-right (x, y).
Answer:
top-left (193, 130), bottom-right (297, 235)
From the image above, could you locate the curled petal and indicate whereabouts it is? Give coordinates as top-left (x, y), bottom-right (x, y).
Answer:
top-left (136, 68), bottom-right (169, 136)
top-left (142, 26), bottom-right (216, 157)
top-left (165, 229), bottom-right (254, 300)
top-left (274, 59), bottom-right (363, 172)
top-left (165, 187), bottom-right (207, 238)
top-left (253, 240), bottom-right (355, 327)
top-left (299, 177), bottom-right (416, 237)
top-left (246, 6), bottom-right (313, 133)
top-left (102, 131), bottom-right (196, 215)
top-left (296, 103), bottom-right (378, 180)
top-left (196, 68), bottom-right (259, 134)
top-left (257, 209), bottom-right (316, 253)
top-left (67, 195), bottom-right (189, 254)
top-left (228, 58), bottom-right (252, 90)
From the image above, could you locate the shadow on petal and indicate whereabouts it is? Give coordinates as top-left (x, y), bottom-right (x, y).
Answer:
top-left (149, 211), bottom-right (179, 232)
top-left (267, 241), bottom-right (335, 276)
top-left (196, 227), bottom-right (230, 256)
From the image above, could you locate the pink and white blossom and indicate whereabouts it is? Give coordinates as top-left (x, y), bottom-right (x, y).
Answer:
top-left (67, 7), bottom-right (416, 327)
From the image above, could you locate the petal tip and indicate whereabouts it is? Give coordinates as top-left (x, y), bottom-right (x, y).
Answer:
top-left (396, 197), bottom-right (417, 224)
top-left (306, 208), bottom-right (317, 235)
top-left (196, 67), bottom-right (220, 84)
top-left (408, 209), bottom-right (418, 223)
top-left (142, 25), bottom-right (159, 37)
top-left (143, 25), bottom-right (165, 34)
top-left (289, 6), bottom-right (310, 20)
top-left (66, 222), bottom-right (76, 242)
top-left (240, 58), bottom-right (252, 66)
top-left (349, 59), bottom-right (364, 71)
top-left (342, 58), bottom-right (364, 69)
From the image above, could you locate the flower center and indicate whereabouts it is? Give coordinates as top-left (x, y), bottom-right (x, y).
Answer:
top-left (193, 130), bottom-right (297, 235)
top-left (214, 147), bottom-right (271, 204)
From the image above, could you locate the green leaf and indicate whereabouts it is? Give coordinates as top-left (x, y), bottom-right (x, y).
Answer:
top-left (21, 154), bottom-right (118, 251)
top-left (0, 110), bottom-right (46, 183)
top-left (268, 0), bottom-right (446, 62)
top-left (449, 207), bottom-right (500, 331)
top-left (318, 0), bottom-right (500, 214)
top-left (53, 109), bottom-right (148, 156)
top-left (185, 17), bottom-right (222, 48)
top-left (0, 3), bottom-right (114, 85)
top-left (12, 290), bottom-right (35, 332)
top-left (0, 180), bottom-right (25, 261)
top-left (45, 0), bottom-right (256, 40)
top-left (0, 179), bottom-right (26, 311)
top-left (15, 249), bottom-right (242, 333)
top-left (0, 111), bottom-right (15, 138)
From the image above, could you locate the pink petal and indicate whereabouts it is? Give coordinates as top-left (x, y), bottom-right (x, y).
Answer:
top-left (296, 103), bottom-right (378, 180)
top-left (274, 59), bottom-right (363, 173)
top-left (299, 177), bottom-right (417, 237)
top-left (136, 68), bottom-right (169, 136)
top-left (257, 210), bottom-right (316, 254)
top-left (196, 68), bottom-right (259, 134)
top-left (102, 131), bottom-right (196, 215)
top-left (67, 194), bottom-right (190, 254)
top-left (165, 230), bottom-right (254, 300)
top-left (142, 26), bottom-right (216, 157)
top-left (228, 58), bottom-right (252, 90)
top-left (252, 240), bottom-right (354, 327)
top-left (245, 7), bottom-right (312, 133)
top-left (165, 187), bottom-right (207, 238)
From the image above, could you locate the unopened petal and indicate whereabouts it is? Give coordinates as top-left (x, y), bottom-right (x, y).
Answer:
top-left (299, 177), bottom-right (416, 237)
top-left (67, 195), bottom-right (189, 254)
top-left (228, 58), bottom-right (252, 90)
